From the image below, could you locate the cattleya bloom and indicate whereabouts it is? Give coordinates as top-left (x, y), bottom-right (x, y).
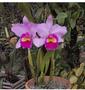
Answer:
top-left (11, 16), bottom-right (37, 48)
top-left (33, 15), bottom-right (67, 50)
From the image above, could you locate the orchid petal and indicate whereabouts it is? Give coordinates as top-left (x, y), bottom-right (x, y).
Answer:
top-left (50, 24), bottom-right (67, 37)
top-left (57, 35), bottom-right (64, 43)
top-left (46, 15), bottom-right (53, 29)
top-left (23, 16), bottom-right (29, 24)
top-left (16, 39), bottom-right (21, 48)
top-left (30, 24), bottom-right (37, 37)
top-left (33, 37), bottom-right (45, 47)
top-left (36, 23), bottom-right (50, 37)
top-left (11, 24), bottom-right (30, 37)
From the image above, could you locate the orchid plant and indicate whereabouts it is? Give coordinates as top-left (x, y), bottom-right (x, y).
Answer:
top-left (11, 15), bottom-right (67, 85)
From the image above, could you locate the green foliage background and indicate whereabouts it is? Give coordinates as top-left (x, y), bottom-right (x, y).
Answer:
top-left (0, 3), bottom-right (85, 88)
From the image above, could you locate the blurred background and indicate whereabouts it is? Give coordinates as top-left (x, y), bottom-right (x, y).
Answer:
top-left (0, 3), bottom-right (85, 89)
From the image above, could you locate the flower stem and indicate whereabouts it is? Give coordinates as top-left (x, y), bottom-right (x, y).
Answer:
top-left (50, 51), bottom-right (55, 76)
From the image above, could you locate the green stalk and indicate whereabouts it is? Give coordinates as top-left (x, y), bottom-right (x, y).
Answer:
top-left (5, 27), bottom-right (10, 38)
top-left (38, 72), bottom-right (44, 85)
top-left (28, 49), bottom-right (35, 78)
top-left (50, 51), bottom-right (55, 76)
top-left (49, 51), bottom-right (55, 82)
top-left (37, 48), bottom-right (44, 85)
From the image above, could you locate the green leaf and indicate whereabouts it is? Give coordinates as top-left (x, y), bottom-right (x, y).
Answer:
top-left (56, 12), bottom-right (68, 25)
top-left (44, 57), bottom-right (50, 74)
top-left (28, 50), bottom-right (35, 78)
top-left (55, 51), bottom-right (62, 64)
top-left (68, 3), bottom-right (80, 8)
top-left (35, 7), bottom-right (44, 19)
top-left (71, 11), bottom-right (80, 20)
top-left (37, 48), bottom-right (43, 72)
top-left (41, 51), bottom-right (53, 73)
top-left (65, 28), bottom-right (71, 42)
top-left (69, 10), bottom-right (80, 29)
top-left (18, 3), bottom-right (34, 21)
top-left (70, 19), bottom-right (76, 29)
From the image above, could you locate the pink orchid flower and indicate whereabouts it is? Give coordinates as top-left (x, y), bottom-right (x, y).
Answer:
top-left (11, 16), bottom-right (37, 49)
top-left (33, 15), bottom-right (67, 51)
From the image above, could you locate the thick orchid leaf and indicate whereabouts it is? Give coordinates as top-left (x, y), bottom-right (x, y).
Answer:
top-left (56, 12), bottom-right (68, 25)
top-left (41, 51), bottom-right (53, 74)
top-left (70, 19), bottom-right (76, 29)
top-left (36, 48), bottom-right (43, 73)
top-left (44, 57), bottom-right (50, 74)
top-left (28, 50), bottom-right (35, 78)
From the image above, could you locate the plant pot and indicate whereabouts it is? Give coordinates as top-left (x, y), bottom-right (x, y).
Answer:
top-left (25, 76), bottom-right (71, 89)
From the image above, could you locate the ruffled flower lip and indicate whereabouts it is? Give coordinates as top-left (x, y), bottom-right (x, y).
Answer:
top-left (45, 34), bottom-right (58, 51)
top-left (20, 32), bottom-right (32, 48)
